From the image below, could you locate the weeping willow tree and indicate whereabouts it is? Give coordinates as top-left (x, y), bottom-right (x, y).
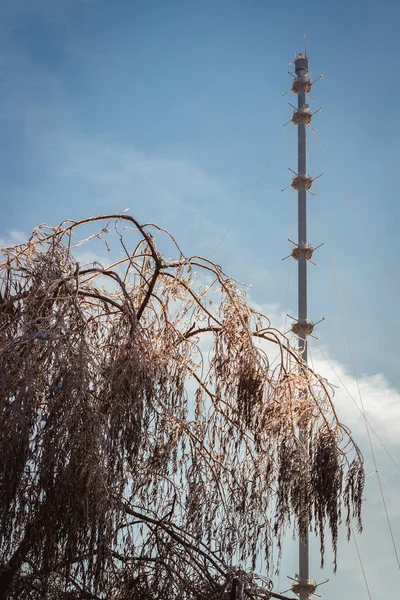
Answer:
top-left (0, 214), bottom-right (364, 600)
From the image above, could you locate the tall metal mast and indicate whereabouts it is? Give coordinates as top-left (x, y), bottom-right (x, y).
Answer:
top-left (284, 50), bottom-right (323, 600)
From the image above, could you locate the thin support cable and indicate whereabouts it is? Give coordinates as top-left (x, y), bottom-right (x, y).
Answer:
top-left (308, 343), bottom-right (315, 373)
top-left (351, 523), bottom-right (373, 600)
top-left (307, 137), bottom-right (400, 568)
top-left (377, 471), bottom-right (400, 499)
top-left (283, 190), bottom-right (297, 370)
top-left (316, 181), bottom-right (400, 570)
top-left (316, 344), bottom-right (400, 476)
top-left (210, 126), bottom-right (294, 259)
top-left (312, 131), bottom-right (400, 291)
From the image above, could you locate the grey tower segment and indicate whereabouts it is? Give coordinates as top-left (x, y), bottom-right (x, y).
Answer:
top-left (291, 53), bottom-right (314, 359)
top-left (289, 52), bottom-right (317, 600)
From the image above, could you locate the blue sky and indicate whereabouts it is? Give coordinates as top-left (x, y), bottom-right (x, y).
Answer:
top-left (1, 0), bottom-right (399, 598)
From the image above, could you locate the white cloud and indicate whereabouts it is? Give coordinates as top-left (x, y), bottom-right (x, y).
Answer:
top-left (310, 349), bottom-right (400, 446)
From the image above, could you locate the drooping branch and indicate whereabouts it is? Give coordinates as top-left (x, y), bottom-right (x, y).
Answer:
top-left (0, 214), bottom-right (364, 599)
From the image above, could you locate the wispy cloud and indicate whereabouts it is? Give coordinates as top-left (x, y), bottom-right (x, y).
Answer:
top-left (311, 350), bottom-right (400, 446)
top-left (0, 229), bottom-right (28, 249)
top-left (13, 129), bottom-right (232, 256)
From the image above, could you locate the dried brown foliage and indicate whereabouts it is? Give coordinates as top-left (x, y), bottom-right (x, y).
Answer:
top-left (0, 215), bottom-right (364, 599)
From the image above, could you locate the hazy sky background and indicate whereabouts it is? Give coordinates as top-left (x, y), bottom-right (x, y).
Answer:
top-left (0, 1), bottom-right (399, 598)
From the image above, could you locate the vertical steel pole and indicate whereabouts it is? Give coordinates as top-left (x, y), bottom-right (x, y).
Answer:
top-left (289, 52), bottom-right (315, 600)
top-left (297, 74), bottom-right (309, 600)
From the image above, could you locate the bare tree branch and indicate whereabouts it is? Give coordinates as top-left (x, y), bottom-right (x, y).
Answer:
top-left (0, 215), bottom-right (364, 599)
